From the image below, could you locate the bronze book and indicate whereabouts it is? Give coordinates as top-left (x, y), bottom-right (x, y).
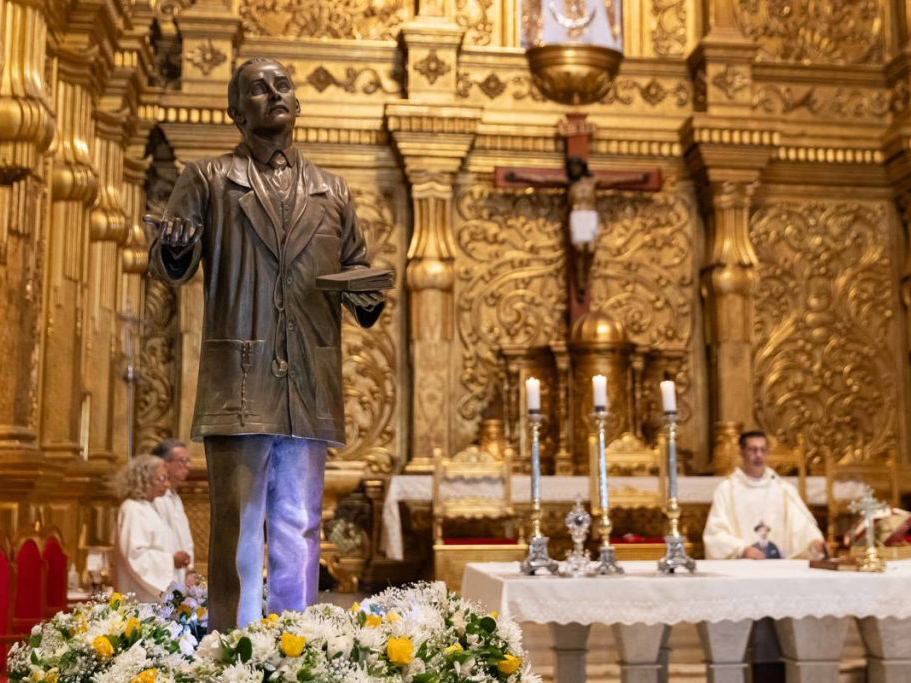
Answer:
top-left (315, 268), bottom-right (394, 292)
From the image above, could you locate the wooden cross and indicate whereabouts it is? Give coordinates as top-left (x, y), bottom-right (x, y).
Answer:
top-left (494, 113), bottom-right (662, 326)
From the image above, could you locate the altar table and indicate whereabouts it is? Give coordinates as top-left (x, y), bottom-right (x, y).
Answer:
top-left (381, 475), bottom-right (864, 561)
top-left (462, 560), bottom-right (911, 683)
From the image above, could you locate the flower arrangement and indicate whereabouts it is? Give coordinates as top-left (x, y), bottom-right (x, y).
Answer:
top-left (7, 592), bottom-right (198, 683)
top-left (8, 582), bottom-right (537, 683)
top-left (158, 580), bottom-right (209, 641)
top-left (188, 582), bottom-right (536, 683)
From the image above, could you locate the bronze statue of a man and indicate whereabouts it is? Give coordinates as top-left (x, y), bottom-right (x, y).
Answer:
top-left (147, 58), bottom-right (384, 631)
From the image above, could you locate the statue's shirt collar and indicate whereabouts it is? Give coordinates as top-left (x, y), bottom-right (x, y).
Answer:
top-left (239, 137), bottom-right (298, 169)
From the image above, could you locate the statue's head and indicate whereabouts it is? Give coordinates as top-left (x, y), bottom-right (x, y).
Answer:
top-left (565, 156), bottom-right (591, 181)
top-left (227, 58), bottom-right (300, 140)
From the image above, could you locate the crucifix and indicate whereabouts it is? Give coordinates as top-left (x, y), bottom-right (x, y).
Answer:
top-left (848, 486), bottom-right (891, 572)
top-left (495, 113), bottom-right (662, 326)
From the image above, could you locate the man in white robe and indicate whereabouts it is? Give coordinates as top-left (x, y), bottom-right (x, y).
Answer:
top-left (152, 439), bottom-right (195, 582)
top-left (704, 430), bottom-right (826, 560)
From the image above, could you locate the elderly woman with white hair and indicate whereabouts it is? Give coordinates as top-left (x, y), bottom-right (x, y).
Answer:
top-left (113, 454), bottom-right (190, 601)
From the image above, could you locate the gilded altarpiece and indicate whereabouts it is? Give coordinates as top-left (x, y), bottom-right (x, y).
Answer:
top-left (5, 0), bottom-right (911, 588)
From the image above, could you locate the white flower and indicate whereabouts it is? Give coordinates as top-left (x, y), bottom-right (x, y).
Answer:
top-left (196, 632), bottom-right (224, 661)
top-left (222, 661), bottom-right (265, 683)
top-left (247, 631), bottom-right (278, 664)
top-left (327, 632), bottom-right (353, 657)
top-left (179, 631), bottom-right (198, 656)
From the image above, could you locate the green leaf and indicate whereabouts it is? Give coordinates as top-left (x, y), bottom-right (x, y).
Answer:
top-left (235, 636), bottom-right (253, 663)
top-left (28, 634), bottom-right (41, 648)
top-left (478, 617), bottom-right (497, 633)
top-left (412, 673), bottom-right (437, 683)
top-left (297, 668), bottom-right (313, 681)
top-left (30, 650), bottom-right (39, 665)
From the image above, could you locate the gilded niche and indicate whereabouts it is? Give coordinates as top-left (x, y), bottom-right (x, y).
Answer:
top-left (334, 188), bottom-right (401, 474)
top-left (751, 202), bottom-right (898, 467)
top-left (239, 0), bottom-right (408, 40)
top-left (736, 0), bottom-right (884, 65)
top-left (453, 186), bottom-right (566, 434)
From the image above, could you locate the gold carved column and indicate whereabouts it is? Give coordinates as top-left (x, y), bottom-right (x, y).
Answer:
top-left (387, 6), bottom-right (480, 471)
top-left (682, 0), bottom-right (775, 473)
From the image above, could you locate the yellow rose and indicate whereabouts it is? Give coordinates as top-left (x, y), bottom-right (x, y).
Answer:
top-left (349, 602), bottom-right (360, 612)
top-left (489, 611), bottom-right (498, 619)
top-left (123, 617), bottom-right (141, 638)
top-left (196, 607), bottom-right (207, 620)
top-left (443, 643), bottom-right (463, 654)
top-left (177, 604), bottom-right (192, 617)
top-left (280, 632), bottom-right (306, 657)
top-left (129, 669), bottom-right (158, 683)
top-left (45, 669), bottom-right (59, 683)
top-left (92, 636), bottom-right (114, 659)
top-left (497, 654), bottom-right (522, 674)
top-left (384, 611), bottom-right (401, 623)
top-left (364, 614), bottom-right (382, 628)
top-left (386, 637), bottom-right (414, 666)
top-left (75, 616), bottom-right (88, 634)
top-left (262, 613), bottom-right (279, 625)
top-left (108, 593), bottom-right (123, 608)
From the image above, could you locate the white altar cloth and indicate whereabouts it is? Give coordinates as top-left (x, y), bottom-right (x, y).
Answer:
top-left (381, 475), bottom-right (863, 561)
top-left (461, 559), bottom-right (911, 626)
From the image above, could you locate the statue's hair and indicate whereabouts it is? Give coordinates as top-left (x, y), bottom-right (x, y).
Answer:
top-left (151, 438), bottom-right (186, 461)
top-left (738, 429), bottom-right (767, 449)
top-left (114, 454), bottom-right (165, 501)
top-left (227, 57), bottom-right (290, 113)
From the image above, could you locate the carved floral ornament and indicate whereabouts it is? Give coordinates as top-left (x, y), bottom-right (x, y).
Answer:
top-left (186, 39), bottom-right (227, 76)
top-left (415, 50), bottom-right (452, 85)
top-left (736, 0), bottom-right (884, 65)
top-left (751, 201), bottom-right (898, 466)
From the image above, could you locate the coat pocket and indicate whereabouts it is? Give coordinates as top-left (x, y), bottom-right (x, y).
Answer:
top-left (314, 346), bottom-right (342, 420)
top-left (197, 339), bottom-right (265, 422)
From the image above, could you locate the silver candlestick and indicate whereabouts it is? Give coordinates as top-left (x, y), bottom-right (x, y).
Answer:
top-left (520, 410), bottom-right (558, 575)
top-left (657, 410), bottom-right (695, 574)
top-left (592, 408), bottom-right (623, 574)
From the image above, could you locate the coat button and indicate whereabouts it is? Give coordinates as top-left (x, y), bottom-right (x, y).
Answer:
top-left (289, 369), bottom-right (296, 378)
top-left (286, 276), bottom-right (292, 285)
top-left (287, 321), bottom-right (294, 330)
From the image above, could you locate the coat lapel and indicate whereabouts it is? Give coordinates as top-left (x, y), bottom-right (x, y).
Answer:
top-left (227, 153), bottom-right (280, 260)
top-left (285, 158), bottom-right (329, 265)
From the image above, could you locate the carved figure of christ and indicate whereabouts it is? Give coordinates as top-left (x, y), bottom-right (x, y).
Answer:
top-left (494, 164), bottom-right (662, 324)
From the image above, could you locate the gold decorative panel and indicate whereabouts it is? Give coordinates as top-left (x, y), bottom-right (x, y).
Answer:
top-left (736, 0), bottom-right (885, 65)
top-left (239, 0), bottom-right (408, 40)
top-left (590, 189), bottom-right (697, 449)
top-left (452, 185), bottom-right (566, 442)
top-left (334, 187), bottom-right (403, 474)
top-left (751, 201), bottom-right (899, 467)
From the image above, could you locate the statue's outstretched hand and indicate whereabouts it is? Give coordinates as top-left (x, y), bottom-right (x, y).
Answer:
top-left (143, 214), bottom-right (201, 249)
top-left (343, 291), bottom-right (384, 311)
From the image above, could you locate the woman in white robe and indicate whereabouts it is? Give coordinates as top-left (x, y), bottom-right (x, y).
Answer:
top-left (113, 454), bottom-right (186, 601)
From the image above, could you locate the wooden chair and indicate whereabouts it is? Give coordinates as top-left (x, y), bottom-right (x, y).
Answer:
top-left (12, 536), bottom-right (45, 635)
top-left (432, 445), bottom-right (527, 593)
top-left (765, 435), bottom-right (808, 501)
top-left (41, 532), bottom-right (68, 618)
top-left (824, 447), bottom-right (897, 547)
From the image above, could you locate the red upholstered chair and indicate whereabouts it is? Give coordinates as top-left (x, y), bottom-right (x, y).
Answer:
top-left (42, 533), bottom-right (67, 618)
top-left (12, 537), bottom-right (45, 635)
top-left (0, 539), bottom-right (18, 675)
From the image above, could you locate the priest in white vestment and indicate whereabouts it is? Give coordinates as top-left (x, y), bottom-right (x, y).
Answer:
top-left (114, 454), bottom-right (190, 601)
top-left (152, 438), bottom-right (195, 582)
top-left (704, 430), bottom-right (826, 560)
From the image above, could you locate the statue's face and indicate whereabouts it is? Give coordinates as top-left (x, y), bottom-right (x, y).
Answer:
top-left (234, 61), bottom-right (299, 137)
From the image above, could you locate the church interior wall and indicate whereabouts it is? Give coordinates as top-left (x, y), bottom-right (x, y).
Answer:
top-left (0, 0), bottom-right (909, 583)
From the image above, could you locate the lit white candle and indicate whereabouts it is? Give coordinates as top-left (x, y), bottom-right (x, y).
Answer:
top-left (526, 377), bottom-right (541, 412)
top-left (592, 374), bottom-right (608, 410)
top-left (660, 380), bottom-right (677, 414)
